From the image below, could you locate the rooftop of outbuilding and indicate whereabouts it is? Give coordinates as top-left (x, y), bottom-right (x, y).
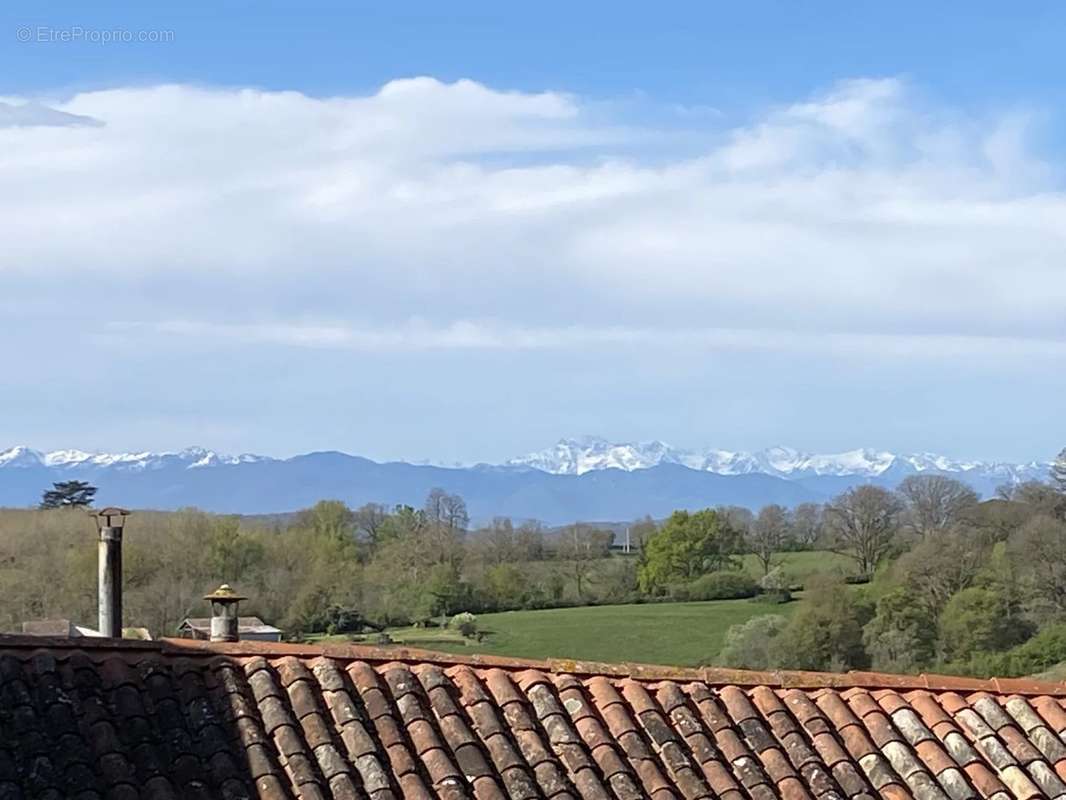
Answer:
top-left (178, 616), bottom-right (282, 635)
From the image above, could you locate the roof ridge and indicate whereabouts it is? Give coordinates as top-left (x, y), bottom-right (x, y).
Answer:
top-left (1, 634), bottom-right (1063, 696)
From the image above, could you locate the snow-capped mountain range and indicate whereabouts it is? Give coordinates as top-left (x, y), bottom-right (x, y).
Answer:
top-left (505, 436), bottom-right (1048, 482)
top-left (0, 437), bottom-right (1048, 482)
top-left (0, 445), bottom-right (266, 471)
top-left (0, 437), bottom-right (1051, 521)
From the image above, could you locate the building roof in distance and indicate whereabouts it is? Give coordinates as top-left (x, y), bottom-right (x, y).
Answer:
top-left (178, 615), bottom-right (281, 634)
top-left (19, 618), bottom-right (103, 637)
top-left (1, 634), bottom-right (1066, 800)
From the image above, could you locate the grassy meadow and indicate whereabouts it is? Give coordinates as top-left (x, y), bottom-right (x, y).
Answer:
top-left (310, 550), bottom-right (851, 666)
top-left (437, 597), bottom-right (797, 666)
top-left (320, 596), bottom-right (797, 667)
top-left (738, 549), bottom-right (856, 582)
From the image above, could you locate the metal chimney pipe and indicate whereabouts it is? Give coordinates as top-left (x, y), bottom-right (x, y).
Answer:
top-left (90, 508), bottom-right (130, 638)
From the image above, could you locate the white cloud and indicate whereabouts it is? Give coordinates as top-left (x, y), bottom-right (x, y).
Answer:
top-left (2, 76), bottom-right (1065, 357)
top-left (110, 318), bottom-right (1066, 362)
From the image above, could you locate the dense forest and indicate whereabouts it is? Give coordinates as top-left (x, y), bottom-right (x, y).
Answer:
top-left (2, 448), bottom-right (1066, 679)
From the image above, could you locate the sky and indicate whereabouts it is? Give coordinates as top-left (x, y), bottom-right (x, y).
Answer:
top-left (1, 1), bottom-right (1065, 464)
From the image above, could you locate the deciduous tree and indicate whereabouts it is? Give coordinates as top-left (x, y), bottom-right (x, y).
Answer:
top-left (748, 504), bottom-right (790, 575)
top-left (424, 488), bottom-right (468, 565)
top-left (1008, 515), bottom-right (1066, 615)
top-left (939, 587), bottom-right (1031, 662)
top-left (891, 527), bottom-right (991, 619)
top-left (790, 502), bottom-right (823, 549)
top-left (353, 503), bottom-right (389, 546)
top-left (897, 475), bottom-right (979, 537)
top-left (770, 577), bottom-right (872, 671)
top-left (863, 588), bottom-right (936, 672)
top-left (298, 500), bottom-right (355, 540)
top-left (823, 485), bottom-right (902, 577)
top-left (638, 509), bottom-right (741, 593)
top-left (557, 524), bottom-right (612, 600)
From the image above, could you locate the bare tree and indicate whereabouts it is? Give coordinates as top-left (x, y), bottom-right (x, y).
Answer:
top-left (424, 488), bottom-right (469, 535)
top-left (824, 485), bottom-right (903, 577)
top-left (515, 521), bottom-right (546, 560)
top-left (790, 502), bottom-right (823, 548)
top-left (423, 488), bottom-right (468, 565)
top-left (479, 517), bottom-right (517, 565)
top-left (556, 523), bottom-right (611, 600)
top-left (1008, 515), bottom-right (1066, 614)
top-left (748, 504), bottom-right (790, 575)
top-left (995, 480), bottom-right (1066, 521)
top-left (443, 495), bottom-right (469, 535)
top-left (892, 527), bottom-right (992, 619)
top-left (995, 481), bottom-right (1019, 501)
top-left (896, 475), bottom-right (979, 537)
top-left (628, 515), bottom-right (659, 549)
top-left (716, 505), bottom-right (753, 535)
top-left (353, 503), bottom-right (389, 546)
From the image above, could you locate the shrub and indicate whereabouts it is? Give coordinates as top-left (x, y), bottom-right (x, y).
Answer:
top-left (449, 611), bottom-right (478, 638)
top-left (717, 614), bottom-right (788, 669)
top-left (673, 571), bottom-right (758, 601)
top-left (326, 605), bottom-right (369, 633)
top-left (758, 568), bottom-right (792, 603)
top-left (770, 576), bottom-right (873, 671)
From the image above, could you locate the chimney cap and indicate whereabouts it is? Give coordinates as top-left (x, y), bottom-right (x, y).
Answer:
top-left (204, 583), bottom-right (246, 603)
top-left (89, 507), bottom-right (131, 526)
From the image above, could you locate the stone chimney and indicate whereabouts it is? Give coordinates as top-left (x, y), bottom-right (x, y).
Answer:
top-left (204, 584), bottom-right (246, 642)
top-left (90, 508), bottom-right (130, 638)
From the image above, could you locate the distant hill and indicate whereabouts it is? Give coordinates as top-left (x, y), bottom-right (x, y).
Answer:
top-left (0, 438), bottom-right (1048, 523)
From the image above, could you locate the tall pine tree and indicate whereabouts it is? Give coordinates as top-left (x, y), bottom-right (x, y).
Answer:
top-left (39, 480), bottom-right (97, 509)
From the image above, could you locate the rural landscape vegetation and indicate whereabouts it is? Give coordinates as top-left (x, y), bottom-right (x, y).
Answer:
top-left (5, 445), bottom-right (1066, 678)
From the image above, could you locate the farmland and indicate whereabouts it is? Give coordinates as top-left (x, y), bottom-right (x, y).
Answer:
top-left (326, 597), bottom-right (797, 667)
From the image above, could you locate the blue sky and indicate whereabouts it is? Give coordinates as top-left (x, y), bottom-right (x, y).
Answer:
top-left (1, 2), bottom-right (1065, 464)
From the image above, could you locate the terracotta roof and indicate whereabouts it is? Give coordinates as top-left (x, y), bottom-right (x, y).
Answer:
top-left (2, 635), bottom-right (1066, 800)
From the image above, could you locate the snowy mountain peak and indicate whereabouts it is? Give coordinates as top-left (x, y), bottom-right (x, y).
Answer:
top-left (0, 446), bottom-right (270, 472)
top-left (507, 436), bottom-right (679, 475)
top-left (0, 446), bottom-right (45, 468)
top-left (506, 437), bottom-right (1047, 481)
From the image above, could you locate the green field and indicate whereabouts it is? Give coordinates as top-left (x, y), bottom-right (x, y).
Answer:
top-left (367, 598), bottom-right (796, 667)
top-left (738, 550), bottom-right (856, 582)
top-left (313, 550), bottom-right (849, 667)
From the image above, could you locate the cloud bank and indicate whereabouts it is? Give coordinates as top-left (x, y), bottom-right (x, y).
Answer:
top-left (3, 76), bottom-right (1066, 461)
top-left (1, 76), bottom-right (1063, 355)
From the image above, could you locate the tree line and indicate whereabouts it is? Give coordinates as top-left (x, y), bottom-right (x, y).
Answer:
top-left (1, 487), bottom-right (627, 636)
top-left (716, 449), bottom-right (1066, 677)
